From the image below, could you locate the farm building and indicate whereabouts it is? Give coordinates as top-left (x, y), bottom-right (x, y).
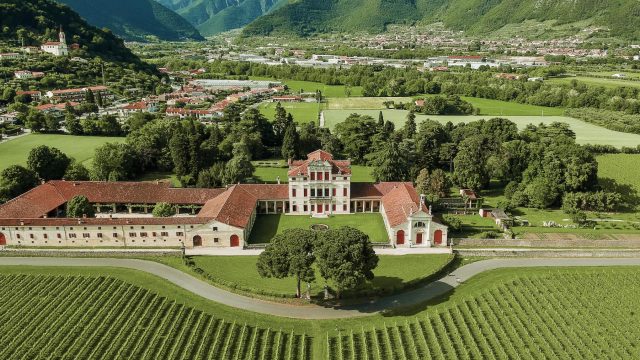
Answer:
top-left (0, 150), bottom-right (447, 249)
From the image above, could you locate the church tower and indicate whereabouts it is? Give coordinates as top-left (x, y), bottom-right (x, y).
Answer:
top-left (59, 26), bottom-right (66, 44)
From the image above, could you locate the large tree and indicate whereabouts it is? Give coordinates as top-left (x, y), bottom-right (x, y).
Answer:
top-left (281, 122), bottom-right (300, 160)
top-left (0, 165), bottom-right (39, 201)
top-left (66, 195), bottom-right (95, 218)
top-left (315, 227), bottom-right (378, 299)
top-left (223, 141), bottom-right (254, 184)
top-left (416, 168), bottom-right (451, 198)
top-left (404, 110), bottom-right (417, 138)
top-left (334, 114), bottom-right (377, 164)
top-left (63, 160), bottom-right (90, 181)
top-left (257, 228), bottom-right (316, 298)
top-left (370, 135), bottom-right (409, 182)
top-left (91, 143), bottom-right (141, 181)
top-left (27, 145), bottom-right (71, 181)
top-left (453, 135), bottom-right (490, 190)
top-left (152, 202), bottom-right (176, 217)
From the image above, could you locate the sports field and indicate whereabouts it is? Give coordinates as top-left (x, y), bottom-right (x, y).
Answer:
top-left (250, 77), bottom-right (363, 98)
top-left (258, 101), bottom-right (325, 123)
top-left (0, 134), bottom-right (125, 172)
top-left (322, 110), bottom-right (640, 148)
top-left (248, 213), bottom-right (388, 243)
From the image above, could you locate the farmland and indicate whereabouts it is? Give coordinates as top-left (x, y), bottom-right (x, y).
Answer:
top-left (5, 265), bottom-right (640, 359)
top-left (0, 134), bottom-right (125, 172)
top-left (327, 96), bottom-right (565, 116)
top-left (322, 110), bottom-right (640, 148)
top-left (258, 101), bottom-right (325, 123)
top-left (326, 267), bottom-right (640, 359)
top-left (548, 76), bottom-right (640, 89)
top-left (0, 267), bottom-right (309, 360)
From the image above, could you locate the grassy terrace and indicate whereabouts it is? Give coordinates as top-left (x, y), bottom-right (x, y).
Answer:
top-left (191, 254), bottom-right (453, 298)
top-left (0, 134), bottom-right (125, 172)
top-left (248, 213), bottom-right (388, 244)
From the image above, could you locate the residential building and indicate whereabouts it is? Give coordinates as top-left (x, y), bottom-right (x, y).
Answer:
top-left (14, 70), bottom-right (45, 79)
top-left (16, 90), bottom-right (42, 102)
top-left (0, 53), bottom-right (23, 61)
top-left (46, 86), bottom-right (112, 103)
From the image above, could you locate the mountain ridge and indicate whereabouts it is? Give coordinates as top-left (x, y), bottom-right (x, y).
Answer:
top-left (241, 0), bottom-right (640, 40)
top-left (56, 0), bottom-right (204, 42)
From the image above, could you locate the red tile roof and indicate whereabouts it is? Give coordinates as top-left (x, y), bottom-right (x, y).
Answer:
top-left (351, 182), bottom-right (410, 199)
top-left (0, 181), bottom-right (225, 219)
top-left (238, 184), bottom-right (288, 200)
top-left (287, 150), bottom-right (351, 176)
top-left (0, 217), bottom-right (211, 227)
top-left (197, 185), bottom-right (258, 228)
top-left (380, 183), bottom-right (428, 227)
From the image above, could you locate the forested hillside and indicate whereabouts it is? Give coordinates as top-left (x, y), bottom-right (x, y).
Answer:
top-left (156, 0), bottom-right (287, 36)
top-left (0, 0), bottom-right (157, 72)
top-left (57, 0), bottom-right (204, 41)
top-left (242, 0), bottom-right (640, 40)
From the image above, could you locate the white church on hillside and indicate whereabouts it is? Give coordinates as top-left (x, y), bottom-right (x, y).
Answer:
top-left (41, 27), bottom-right (69, 57)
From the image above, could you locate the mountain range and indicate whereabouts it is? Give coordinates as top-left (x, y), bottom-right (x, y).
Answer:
top-left (243, 0), bottom-right (640, 40)
top-left (156, 0), bottom-right (288, 36)
top-left (56, 0), bottom-right (204, 41)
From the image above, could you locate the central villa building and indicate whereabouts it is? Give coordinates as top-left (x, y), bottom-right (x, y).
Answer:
top-left (0, 150), bottom-right (447, 249)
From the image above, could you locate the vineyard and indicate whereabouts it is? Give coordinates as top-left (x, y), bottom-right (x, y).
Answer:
top-left (327, 268), bottom-right (640, 360)
top-left (0, 274), bottom-right (310, 360)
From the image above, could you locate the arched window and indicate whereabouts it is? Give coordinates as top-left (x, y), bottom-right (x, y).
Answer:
top-left (413, 221), bottom-right (426, 228)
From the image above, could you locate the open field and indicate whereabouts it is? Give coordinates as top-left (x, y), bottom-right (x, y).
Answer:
top-left (328, 267), bottom-right (640, 359)
top-left (0, 266), bottom-right (309, 360)
top-left (597, 154), bottom-right (640, 202)
top-left (191, 254), bottom-right (453, 298)
top-left (548, 76), bottom-right (640, 89)
top-left (258, 101), bottom-right (325, 123)
top-left (250, 77), bottom-right (363, 97)
top-left (322, 110), bottom-right (640, 148)
top-left (327, 96), bottom-right (565, 116)
top-left (254, 164), bottom-right (374, 183)
top-left (248, 213), bottom-right (388, 243)
top-left (0, 134), bottom-right (125, 172)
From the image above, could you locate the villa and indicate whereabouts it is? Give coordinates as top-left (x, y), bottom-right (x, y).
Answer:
top-left (0, 150), bottom-right (447, 249)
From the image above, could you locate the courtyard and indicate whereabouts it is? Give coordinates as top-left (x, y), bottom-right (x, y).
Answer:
top-left (248, 213), bottom-right (389, 243)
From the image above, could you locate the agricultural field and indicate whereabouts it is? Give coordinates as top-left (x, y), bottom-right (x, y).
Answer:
top-left (597, 154), bottom-right (640, 206)
top-left (327, 267), bottom-right (640, 359)
top-left (250, 77), bottom-right (363, 98)
top-left (254, 164), bottom-right (374, 183)
top-left (327, 96), bottom-right (565, 116)
top-left (322, 110), bottom-right (640, 148)
top-left (0, 134), bottom-right (125, 172)
top-left (547, 76), bottom-right (640, 89)
top-left (0, 267), bottom-right (309, 360)
top-left (248, 213), bottom-right (388, 243)
top-left (258, 101), bottom-right (325, 123)
top-left (191, 254), bottom-right (453, 298)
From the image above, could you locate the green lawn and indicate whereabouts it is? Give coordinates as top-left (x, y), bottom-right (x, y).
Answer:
top-left (250, 77), bottom-right (363, 97)
top-left (191, 254), bottom-right (453, 298)
top-left (597, 154), bottom-right (640, 204)
top-left (0, 134), bottom-right (125, 172)
top-left (327, 96), bottom-right (565, 116)
top-left (254, 164), bottom-right (374, 183)
top-left (323, 110), bottom-right (640, 148)
top-left (258, 101), bottom-right (325, 123)
top-left (249, 213), bottom-right (388, 243)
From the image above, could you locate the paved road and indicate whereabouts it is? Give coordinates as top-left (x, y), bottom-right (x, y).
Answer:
top-left (1, 257), bottom-right (640, 319)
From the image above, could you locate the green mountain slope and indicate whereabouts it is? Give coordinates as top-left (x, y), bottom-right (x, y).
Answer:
top-left (157, 0), bottom-right (288, 36)
top-left (0, 0), bottom-right (150, 65)
top-left (57, 0), bottom-right (204, 41)
top-left (242, 0), bottom-right (640, 40)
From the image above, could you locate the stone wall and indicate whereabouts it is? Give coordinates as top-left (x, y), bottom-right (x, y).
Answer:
top-left (454, 236), bottom-right (640, 248)
top-left (455, 249), bottom-right (640, 257)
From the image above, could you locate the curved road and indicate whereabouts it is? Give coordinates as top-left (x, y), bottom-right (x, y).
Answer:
top-left (1, 257), bottom-right (640, 319)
